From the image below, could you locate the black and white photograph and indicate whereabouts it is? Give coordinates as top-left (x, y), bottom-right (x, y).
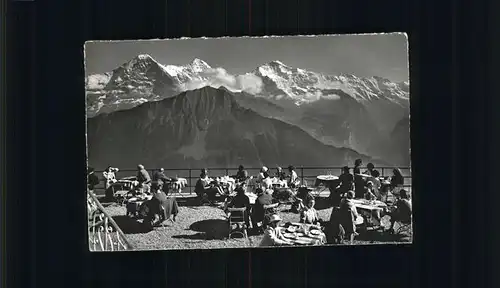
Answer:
top-left (85, 34), bottom-right (412, 252)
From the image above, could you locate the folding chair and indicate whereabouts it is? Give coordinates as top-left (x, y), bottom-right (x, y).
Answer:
top-left (261, 203), bottom-right (280, 229)
top-left (227, 207), bottom-right (248, 238)
top-left (395, 219), bottom-right (412, 235)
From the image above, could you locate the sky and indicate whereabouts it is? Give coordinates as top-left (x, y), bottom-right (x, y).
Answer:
top-left (84, 34), bottom-right (409, 82)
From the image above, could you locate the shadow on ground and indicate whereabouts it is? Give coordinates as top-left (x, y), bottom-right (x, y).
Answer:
top-left (112, 215), bottom-right (152, 234)
top-left (172, 219), bottom-right (230, 240)
top-left (355, 227), bottom-right (412, 243)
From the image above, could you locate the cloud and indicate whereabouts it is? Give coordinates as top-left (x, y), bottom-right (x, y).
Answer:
top-left (180, 67), bottom-right (264, 94)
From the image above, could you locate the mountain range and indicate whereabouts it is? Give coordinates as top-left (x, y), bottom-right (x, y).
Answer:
top-left (85, 54), bottom-right (411, 169)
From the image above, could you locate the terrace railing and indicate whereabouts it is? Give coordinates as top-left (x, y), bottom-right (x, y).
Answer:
top-left (87, 190), bottom-right (133, 251)
top-left (90, 166), bottom-right (412, 196)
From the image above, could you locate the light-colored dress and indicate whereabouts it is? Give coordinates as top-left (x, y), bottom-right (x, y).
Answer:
top-left (259, 227), bottom-right (289, 247)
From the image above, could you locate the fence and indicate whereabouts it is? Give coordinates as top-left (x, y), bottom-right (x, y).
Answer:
top-left (87, 191), bottom-right (133, 251)
top-left (91, 166), bottom-right (412, 196)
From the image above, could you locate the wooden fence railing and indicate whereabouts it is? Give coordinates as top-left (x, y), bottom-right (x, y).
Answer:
top-left (87, 190), bottom-right (133, 251)
top-left (89, 166), bottom-right (412, 196)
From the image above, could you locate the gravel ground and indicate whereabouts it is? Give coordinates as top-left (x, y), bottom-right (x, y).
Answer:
top-left (102, 196), bottom-right (412, 251)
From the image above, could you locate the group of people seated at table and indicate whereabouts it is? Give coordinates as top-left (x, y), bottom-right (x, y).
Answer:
top-left (329, 159), bottom-right (406, 206)
top-left (193, 165), bottom-right (302, 205)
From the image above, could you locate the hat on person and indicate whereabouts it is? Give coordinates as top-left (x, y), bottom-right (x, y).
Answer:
top-left (366, 181), bottom-right (374, 186)
top-left (268, 214), bottom-right (282, 223)
top-left (137, 164), bottom-right (145, 170)
top-left (261, 166), bottom-right (268, 172)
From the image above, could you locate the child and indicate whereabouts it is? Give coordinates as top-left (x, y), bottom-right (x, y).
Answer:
top-left (300, 198), bottom-right (321, 225)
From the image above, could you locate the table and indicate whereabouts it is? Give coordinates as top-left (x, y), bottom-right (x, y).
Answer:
top-left (350, 199), bottom-right (387, 226)
top-left (125, 195), bottom-right (153, 217)
top-left (279, 223), bottom-right (326, 245)
top-left (168, 178), bottom-right (188, 193)
top-left (216, 176), bottom-right (236, 193)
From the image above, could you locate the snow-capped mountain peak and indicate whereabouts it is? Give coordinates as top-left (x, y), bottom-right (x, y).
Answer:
top-left (189, 58), bottom-right (211, 72)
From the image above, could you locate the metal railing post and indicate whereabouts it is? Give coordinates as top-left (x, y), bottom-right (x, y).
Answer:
top-left (301, 167), bottom-right (304, 184)
top-left (189, 169), bottom-right (192, 194)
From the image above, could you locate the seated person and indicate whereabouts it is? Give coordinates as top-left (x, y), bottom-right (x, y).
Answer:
top-left (275, 166), bottom-right (287, 180)
top-left (87, 167), bottom-right (100, 192)
top-left (300, 198), bottom-right (322, 225)
top-left (233, 165), bottom-right (250, 184)
top-left (287, 165), bottom-right (300, 188)
top-left (259, 214), bottom-right (293, 247)
top-left (261, 172), bottom-right (274, 190)
top-left (136, 164), bottom-right (152, 194)
top-left (339, 191), bottom-right (360, 244)
top-left (363, 163), bottom-right (380, 177)
top-left (194, 169), bottom-right (220, 204)
top-left (364, 181), bottom-right (376, 201)
top-left (144, 186), bottom-right (179, 227)
top-left (152, 168), bottom-right (172, 193)
top-left (387, 189), bottom-right (412, 233)
top-left (256, 166), bottom-right (269, 188)
top-left (293, 186), bottom-right (314, 213)
top-left (226, 185), bottom-right (251, 227)
top-left (251, 188), bottom-right (275, 231)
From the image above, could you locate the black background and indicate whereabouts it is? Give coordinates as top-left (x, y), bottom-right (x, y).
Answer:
top-left (4, 0), bottom-right (499, 287)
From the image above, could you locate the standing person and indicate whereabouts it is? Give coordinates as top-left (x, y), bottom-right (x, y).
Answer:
top-left (353, 159), bottom-right (365, 198)
top-left (340, 191), bottom-right (360, 244)
top-left (103, 166), bottom-right (119, 200)
top-left (153, 168), bottom-right (172, 193)
top-left (353, 159), bottom-right (363, 175)
top-left (334, 166), bottom-right (354, 205)
top-left (136, 164), bottom-right (152, 193)
top-left (259, 214), bottom-right (293, 247)
top-left (87, 167), bottom-right (100, 192)
top-left (287, 165), bottom-right (300, 188)
top-left (103, 166), bottom-right (118, 190)
top-left (390, 168), bottom-right (405, 189)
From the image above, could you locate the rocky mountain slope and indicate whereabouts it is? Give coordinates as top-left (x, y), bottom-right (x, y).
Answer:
top-left (85, 54), bottom-right (411, 166)
top-left (86, 86), bottom-right (383, 170)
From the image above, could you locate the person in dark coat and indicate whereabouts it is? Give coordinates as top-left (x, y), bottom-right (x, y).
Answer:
top-left (363, 163), bottom-right (380, 177)
top-left (227, 185), bottom-right (251, 227)
top-left (152, 168), bottom-right (172, 193)
top-left (87, 167), bottom-right (100, 192)
top-left (387, 189), bottom-right (412, 233)
top-left (251, 188), bottom-right (275, 231)
top-left (194, 169), bottom-right (219, 204)
top-left (326, 206), bottom-right (346, 244)
top-left (234, 165), bottom-right (250, 184)
top-left (145, 189), bottom-right (179, 227)
top-left (390, 168), bottom-right (405, 189)
top-left (337, 166), bottom-right (354, 199)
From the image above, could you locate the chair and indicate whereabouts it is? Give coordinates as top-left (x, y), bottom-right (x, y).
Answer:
top-left (227, 207), bottom-right (248, 238)
top-left (263, 203), bottom-right (279, 215)
top-left (395, 218), bottom-right (412, 235)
